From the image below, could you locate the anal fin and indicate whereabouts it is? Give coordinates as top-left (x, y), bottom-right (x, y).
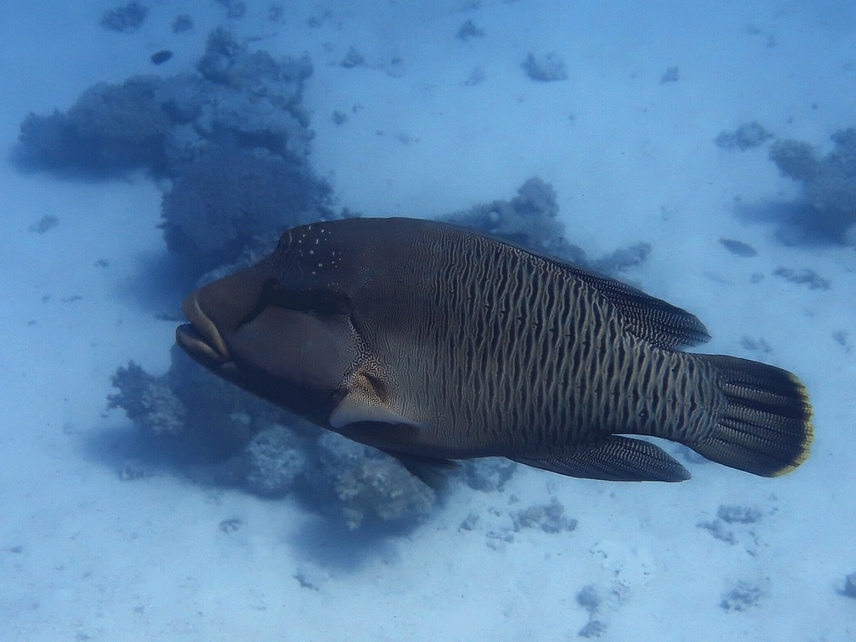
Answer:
top-left (512, 436), bottom-right (691, 482)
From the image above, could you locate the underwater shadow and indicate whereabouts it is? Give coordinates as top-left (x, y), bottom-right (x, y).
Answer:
top-left (733, 200), bottom-right (843, 247)
top-left (111, 250), bottom-right (198, 315)
top-left (76, 423), bottom-right (187, 480)
top-left (79, 422), bottom-right (424, 570)
top-left (285, 514), bottom-right (407, 572)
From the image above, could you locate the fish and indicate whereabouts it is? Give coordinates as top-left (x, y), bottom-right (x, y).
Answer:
top-left (150, 50), bottom-right (173, 65)
top-left (175, 217), bottom-right (812, 485)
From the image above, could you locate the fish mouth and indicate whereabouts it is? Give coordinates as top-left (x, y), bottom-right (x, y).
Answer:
top-left (175, 294), bottom-right (231, 364)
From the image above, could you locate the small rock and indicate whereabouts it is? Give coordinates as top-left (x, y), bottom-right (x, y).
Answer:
top-left (696, 519), bottom-right (736, 545)
top-left (842, 572), bottom-right (856, 598)
top-left (523, 52), bottom-right (568, 82)
top-left (150, 50), bottom-right (173, 66)
top-left (340, 47), bottom-right (364, 68)
top-left (459, 513), bottom-right (479, 531)
top-left (773, 267), bottom-right (831, 290)
top-left (100, 2), bottom-right (148, 33)
top-left (660, 66), bottom-right (680, 84)
top-left (719, 238), bottom-right (758, 257)
top-left (720, 580), bottom-right (765, 611)
top-left (714, 122), bottom-right (773, 151)
top-left (718, 504), bottom-right (763, 524)
top-left (118, 462), bottom-right (155, 481)
top-left (456, 19), bottom-right (484, 40)
top-left (219, 517), bottom-right (242, 533)
top-left (30, 215), bottom-right (59, 234)
top-left (739, 336), bottom-right (772, 353)
top-left (512, 497), bottom-right (577, 533)
top-left (172, 14), bottom-right (193, 33)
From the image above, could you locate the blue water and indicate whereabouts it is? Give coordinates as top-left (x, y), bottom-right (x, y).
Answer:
top-left (0, 1), bottom-right (854, 640)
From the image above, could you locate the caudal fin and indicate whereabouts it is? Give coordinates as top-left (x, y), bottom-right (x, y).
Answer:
top-left (688, 355), bottom-right (813, 477)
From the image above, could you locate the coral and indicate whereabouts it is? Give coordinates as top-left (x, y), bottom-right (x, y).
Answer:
top-left (575, 584), bottom-right (619, 639)
top-left (110, 346), bottom-right (286, 459)
top-left (443, 177), bottom-right (565, 254)
top-left (715, 122), bottom-right (773, 151)
top-left (161, 146), bottom-right (331, 270)
top-left (309, 433), bottom-right (436, 530)
top-left (512, 497), bottom-right (577, 533)
top-left (109, 361), bottom-right (185, 437)
top-left (770, 139), bottom-right (820, 181)
top-left (167, 28), bottom-right (314, 173)
top-left (463, 458), bottom-right (516, 492)
top-left (14, 27), bottom-right (328, 277)
top-left (717, 505), bottom-right (762, 524)
top-left (578, 620), bottom-right (608, 639)
top-left (69, 77), bottom-right (171, 153)
top-left (773, 267), bottom-right (831, 290)
top-left (170, 345), bottom-right (289, 454)
top-left (696, 519), bottom-right (737, 544)
top-left (720, 580), bottom-right (765, 611)
top-left (101, 2), bottom-right (148, 33)
top-left (15, 77), bottom-right (172, 175)
top-left (767, 129), bottom-right (856, 243)
top-left (589, 242), bottom-right (651, 274)
top-left (110, 354), bottom-right (435, 529)
top-left (659, 66), bottom-right (680, 84)
top-left (14, 28), bottom-right (315, 177)
top-left (576, 584), bottom-right (602, 613)
top-left (697, 504), bottom-right (766, 552)
top-left (215, 0), bottom-right (246, 19)
top-left (239, 424), bottom-right (306, 496)
top-left (523, 52), bottom-right (568, 82)
top-left (443, 177), bottom-right (651, 275)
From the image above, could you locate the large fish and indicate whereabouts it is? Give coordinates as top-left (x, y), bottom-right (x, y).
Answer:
top-left (176, 217), bottom-right (812, 484)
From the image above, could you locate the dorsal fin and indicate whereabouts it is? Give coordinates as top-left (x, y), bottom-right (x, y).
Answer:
top-left (550, 259), bottom-right (711, 349)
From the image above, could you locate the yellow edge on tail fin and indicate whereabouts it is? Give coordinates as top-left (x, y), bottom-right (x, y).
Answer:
top-left (689, 356), bottom-right (813, 477)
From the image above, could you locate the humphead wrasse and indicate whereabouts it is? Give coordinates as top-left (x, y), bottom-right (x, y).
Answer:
top-left (176, 217), bottom-right (812, 485)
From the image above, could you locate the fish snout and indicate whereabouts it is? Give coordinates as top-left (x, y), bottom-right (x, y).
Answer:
top-left (176, 293), bottom-right (231, 364)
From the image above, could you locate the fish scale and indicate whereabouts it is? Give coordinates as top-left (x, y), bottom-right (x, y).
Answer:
top-left (397, 232), bottom-right (686, 453)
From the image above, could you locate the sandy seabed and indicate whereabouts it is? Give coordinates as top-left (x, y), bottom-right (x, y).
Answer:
top-left (0, 1), bottom-right (854, 640)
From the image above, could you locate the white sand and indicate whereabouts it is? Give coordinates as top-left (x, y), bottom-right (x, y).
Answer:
top-left (0, 1), bottom-right (854, 640)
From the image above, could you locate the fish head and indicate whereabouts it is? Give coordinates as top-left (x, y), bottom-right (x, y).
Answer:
top-left (175, 243), bottom-right (361, 422)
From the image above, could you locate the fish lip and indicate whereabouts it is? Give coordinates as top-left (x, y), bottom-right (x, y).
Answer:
top-left (176, 295), bottom-right (230, 364)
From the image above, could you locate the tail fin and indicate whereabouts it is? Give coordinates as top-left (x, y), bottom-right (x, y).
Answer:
top-left (688, 355), bottom-right (813, 477)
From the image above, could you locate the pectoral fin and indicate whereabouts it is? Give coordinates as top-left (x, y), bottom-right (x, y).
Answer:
top-left (330, 359), bottom-right (429, 432)
top-left (330, 391), bottom-right (419, 428)
top-left (512, 437), bottom-right (691, 482)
